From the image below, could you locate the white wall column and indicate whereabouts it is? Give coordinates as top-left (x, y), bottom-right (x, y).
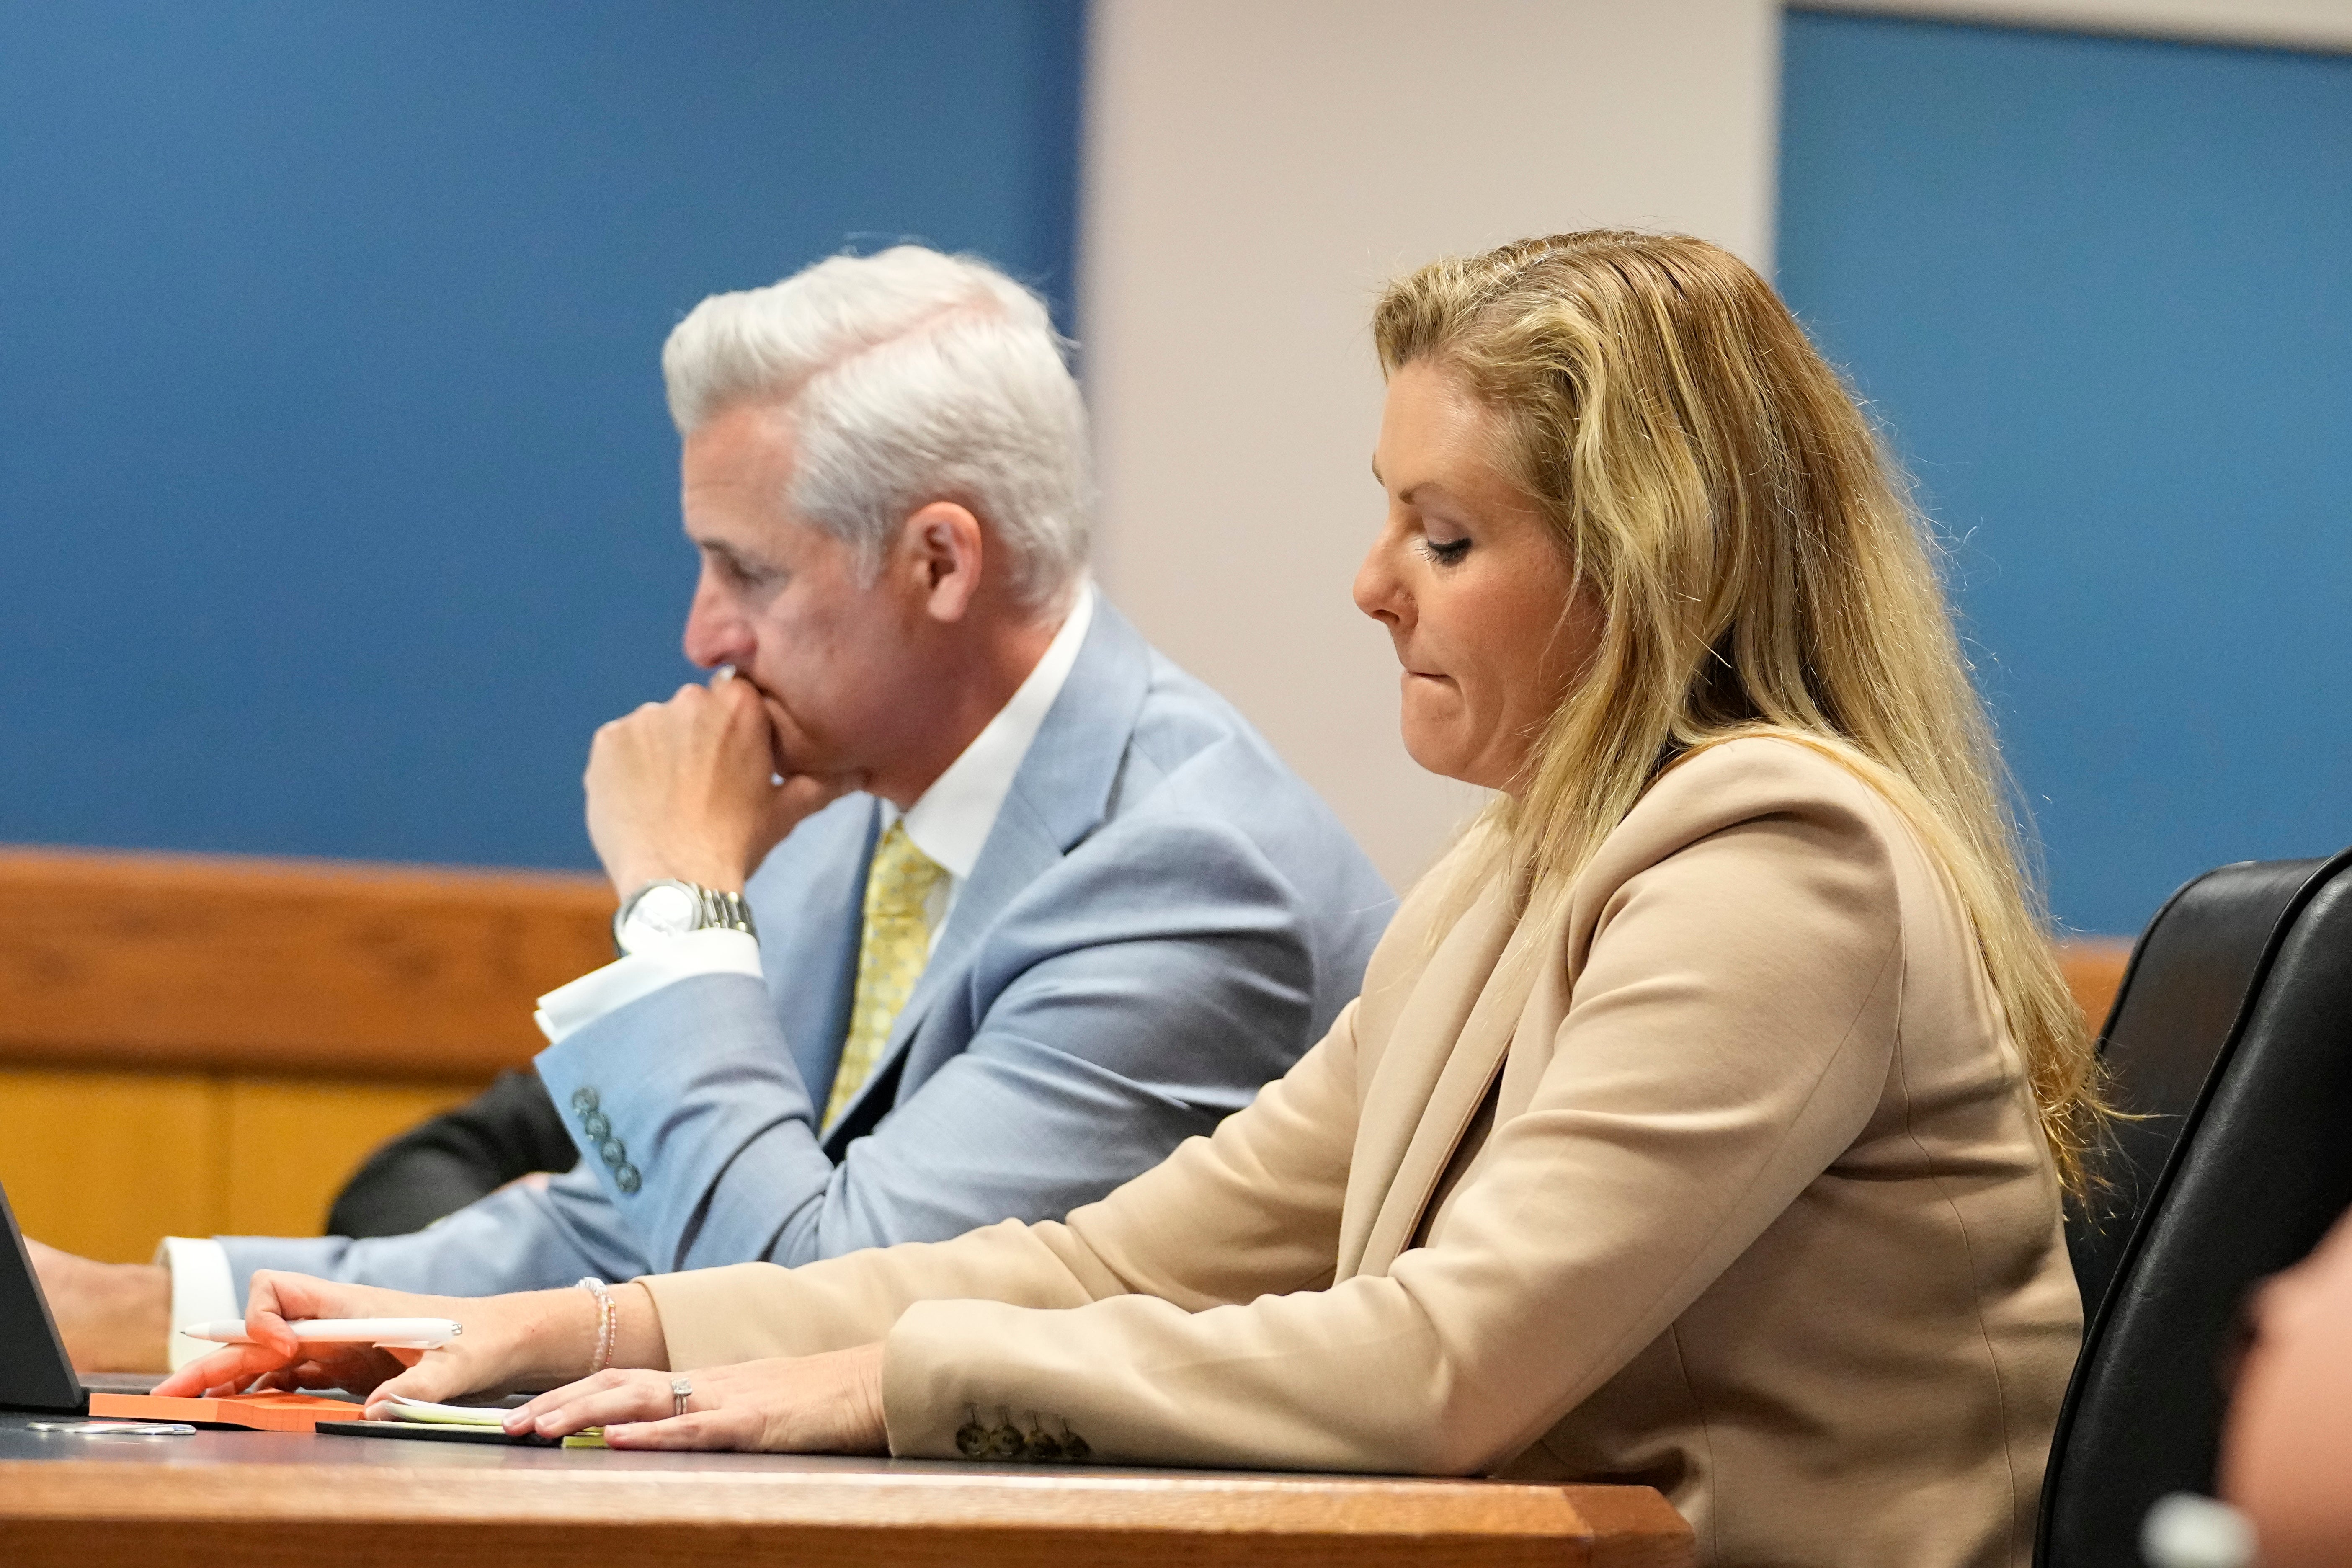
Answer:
top-left (1079, 0), bottom-right (1781, 887)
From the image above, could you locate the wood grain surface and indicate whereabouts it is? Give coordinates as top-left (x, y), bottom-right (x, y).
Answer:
top-left (0, 845), bottom-right (615, 1078)
top-left (0, 1453), bottom-right (1695, 1568)
top-left (0, 1068), bottom-right (483, 1261)
top-left (0, 841), bottom-right (2137, 1081)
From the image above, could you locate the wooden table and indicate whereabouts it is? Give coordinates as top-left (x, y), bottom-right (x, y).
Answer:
top-left (0, 1414), bottom-right (1692, 1566)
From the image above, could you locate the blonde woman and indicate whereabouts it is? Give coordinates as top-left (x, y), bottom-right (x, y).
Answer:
top-left (166, 232), bottom-right (2098, 1568)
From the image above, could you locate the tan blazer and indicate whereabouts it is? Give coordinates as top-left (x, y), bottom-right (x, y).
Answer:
top-left (643, 737), bottom-right (2081, 1568)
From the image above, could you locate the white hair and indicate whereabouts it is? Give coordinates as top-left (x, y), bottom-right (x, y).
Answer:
top-left (661, 246), bottom-right (1091, 613)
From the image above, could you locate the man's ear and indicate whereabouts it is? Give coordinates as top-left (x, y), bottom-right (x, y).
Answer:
top-left (899, 501), bottom-right (985, 623)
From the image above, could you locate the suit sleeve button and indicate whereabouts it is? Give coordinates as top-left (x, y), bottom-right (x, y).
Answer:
top-left (581, 1110), bottom-right (611, 1140)
top-left (956, 1418), bottom-right (990, 1457)
top-left (614, 1163), bottom-right (642, 1194)
top-left (985, 1423), bottom-right (1024, 1459)
top-left (599, 1138), bottom-right (627, 1168)
top-left (570, 1087), bottom-right (599, 1113)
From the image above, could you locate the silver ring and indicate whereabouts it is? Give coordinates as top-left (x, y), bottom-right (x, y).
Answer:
top-left (671, 1376), bottom-right (693, 1418)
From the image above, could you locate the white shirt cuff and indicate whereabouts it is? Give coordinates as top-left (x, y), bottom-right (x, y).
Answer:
top-left (155, 1235), bottom-right (240, 1371)
top-left (534, 928), bottom-right (765, 1044)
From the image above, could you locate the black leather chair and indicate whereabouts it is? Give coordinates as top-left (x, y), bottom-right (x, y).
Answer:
top-left (2038, 848), bottom-right (2352, 1567)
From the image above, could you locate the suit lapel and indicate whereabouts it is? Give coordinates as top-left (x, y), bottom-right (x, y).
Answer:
top-left (748, 796), bottom-right (880, 1104)
top-left (1339, 869), bottom-right (1558, 1281)
top-left (1334, 868), bottom-right (1522, 1279)
top-left (819, 601), bottom-right (1155, 1150)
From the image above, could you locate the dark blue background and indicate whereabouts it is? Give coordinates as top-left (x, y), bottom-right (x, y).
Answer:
top-left (0, 0), bottom-right (1083, 867)
top-left (1779, 11), bottom-right (2352, 934)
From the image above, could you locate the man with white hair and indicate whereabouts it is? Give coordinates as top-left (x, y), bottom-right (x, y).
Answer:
top-left (35, 247), bottom-right (1393, 1371)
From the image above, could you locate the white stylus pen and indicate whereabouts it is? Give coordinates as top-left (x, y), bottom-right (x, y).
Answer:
top-left (180, 1317), bottom-right (463, 1349)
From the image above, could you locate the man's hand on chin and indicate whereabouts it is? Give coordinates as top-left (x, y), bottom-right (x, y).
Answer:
top-left (26, 1237), bottom-right (171, 1374)
top-left (585, 669), bottom-right (853, 899)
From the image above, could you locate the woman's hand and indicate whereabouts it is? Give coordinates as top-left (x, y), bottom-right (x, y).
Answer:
top-left (501, 1344), bottom-right (887, 1453)
top-left (150, 1270), bottom-right (606, 1404)
top-left (154, 1273), bottom-right (439, 1398)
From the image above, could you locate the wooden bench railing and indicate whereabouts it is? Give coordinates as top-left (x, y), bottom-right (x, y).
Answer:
top-left (0, 847), bottom-right (615, 1258)
top-left (0, 844), bottom-right (2136, 1263)
top-left (0, 846), bottom-right (618, 1077)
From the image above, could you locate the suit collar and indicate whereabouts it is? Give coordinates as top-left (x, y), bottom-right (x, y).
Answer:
top-left (894, 583), bottom-right (1097, 881)
top-left (821, 598), bottom-right (1155, 1150)
top-left (983, 596), bottom-right (1154, 856)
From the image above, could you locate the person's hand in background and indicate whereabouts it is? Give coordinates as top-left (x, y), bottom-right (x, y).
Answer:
top-left (2223, 1207), bottom-right (2352, 1567)
top-left (25, 1238), bottom-right (170, 1372)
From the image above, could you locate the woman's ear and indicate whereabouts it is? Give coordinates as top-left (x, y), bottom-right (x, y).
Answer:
top-left (899, 501), bottom-right (986, 623)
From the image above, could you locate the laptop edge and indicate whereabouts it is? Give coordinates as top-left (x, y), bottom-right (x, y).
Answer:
top-left (0, 1176), bottom-right (91, 1414)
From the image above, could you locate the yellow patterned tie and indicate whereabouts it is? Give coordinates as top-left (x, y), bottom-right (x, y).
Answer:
top-left (823, 820), bottom-right (946, 1132)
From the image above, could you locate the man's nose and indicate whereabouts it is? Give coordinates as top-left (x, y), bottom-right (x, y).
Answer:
top-left (681, 583), bottom-right (748, 670)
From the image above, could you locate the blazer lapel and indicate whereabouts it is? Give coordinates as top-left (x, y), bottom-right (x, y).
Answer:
top-left (818, 600), bottom-right (1154, 1150)
top-left (748, 796), bottom-right (880, 1104)
top-left (1356, 921), bottom-right (1553, 1274)
top-left (1334, 868), bottom-right (1524, 1280)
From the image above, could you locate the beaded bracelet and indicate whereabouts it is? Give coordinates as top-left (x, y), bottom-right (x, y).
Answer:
top-left (576, 1276), bottom-right (616, 1375)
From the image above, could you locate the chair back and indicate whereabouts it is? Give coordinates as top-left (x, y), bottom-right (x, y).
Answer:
top-left (2039, 849), bottom-right (2352, 1566)
top-left (2065, 857), bottom-right (2328, 1318)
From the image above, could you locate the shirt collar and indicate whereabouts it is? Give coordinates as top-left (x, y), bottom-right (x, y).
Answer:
top-left (889, 580), bottom-right (1096, 882)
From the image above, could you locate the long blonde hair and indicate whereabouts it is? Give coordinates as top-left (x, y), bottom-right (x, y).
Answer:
top-left (1373, 230), bottom-right (2103, 1194)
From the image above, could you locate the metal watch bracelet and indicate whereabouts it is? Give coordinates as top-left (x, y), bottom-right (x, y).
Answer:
top-left (611, 879), bottom-right (758, 955)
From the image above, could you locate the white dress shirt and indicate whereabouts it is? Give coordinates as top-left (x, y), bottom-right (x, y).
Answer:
top-left (159, 583), bottom-right (1096, 1367)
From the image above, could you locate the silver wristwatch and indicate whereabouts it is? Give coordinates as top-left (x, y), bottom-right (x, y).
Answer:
top-left (613, 879), bottom-right (758, 955)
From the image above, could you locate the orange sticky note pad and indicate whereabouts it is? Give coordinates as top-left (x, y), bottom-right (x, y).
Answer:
top-left (87, 1390), bottom-right (360, 1432)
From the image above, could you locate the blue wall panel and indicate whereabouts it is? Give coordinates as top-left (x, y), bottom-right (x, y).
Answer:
top-left (1779, 11), bottom-right (2352, 934)
top-left (0, 0), bottom-right (1083, 868)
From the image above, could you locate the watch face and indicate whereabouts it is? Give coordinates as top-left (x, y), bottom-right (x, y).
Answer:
top-left (628, 882), bottom-right (699, 940)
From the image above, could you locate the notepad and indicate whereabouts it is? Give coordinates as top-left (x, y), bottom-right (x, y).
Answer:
top-left (377, 1395), bottom-right (607, 1447)
top-left (384, 1396), bottom-right (508, 1426)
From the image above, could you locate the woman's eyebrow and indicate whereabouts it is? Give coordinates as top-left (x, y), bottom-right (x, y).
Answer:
top-left (1372, 455), bottom-right (1459, 511)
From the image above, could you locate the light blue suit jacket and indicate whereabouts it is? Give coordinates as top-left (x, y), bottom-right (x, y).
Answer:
top-left (221, 601), bottom-right (1394, 1300)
